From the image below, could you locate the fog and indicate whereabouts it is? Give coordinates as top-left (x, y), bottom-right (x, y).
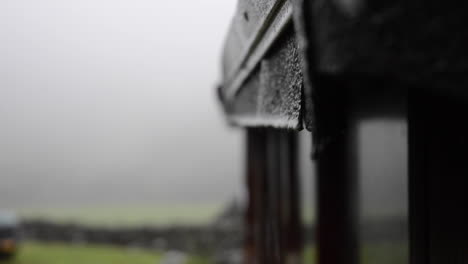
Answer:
top-left (0, 0), bottom-right (242, 208)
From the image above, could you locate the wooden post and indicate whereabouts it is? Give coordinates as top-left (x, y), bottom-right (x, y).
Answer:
top-left (246, 128), bottom-right (267, 264)
top-left (313, 80), bottom-right (358, 264)
top-left (409, 90), bottom-right (468, 264)
top-left (245, 129), bottom-right (301, 264)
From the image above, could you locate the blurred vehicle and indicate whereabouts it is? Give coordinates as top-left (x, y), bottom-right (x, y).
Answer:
top-left (0, 211), bottom-right (19, 259)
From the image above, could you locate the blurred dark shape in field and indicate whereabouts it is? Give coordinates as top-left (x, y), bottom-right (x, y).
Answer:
top-left (0, 211), bottom-right (19, 260)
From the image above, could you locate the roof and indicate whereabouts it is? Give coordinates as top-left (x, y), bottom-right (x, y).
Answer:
top-left (219, 0), bottom-right (303, 130)
top-left (219, 0), bottom-right (468, 130)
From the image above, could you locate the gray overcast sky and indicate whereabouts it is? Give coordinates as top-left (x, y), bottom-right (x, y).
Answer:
top-left (0, 0), bottom-right (242, 208)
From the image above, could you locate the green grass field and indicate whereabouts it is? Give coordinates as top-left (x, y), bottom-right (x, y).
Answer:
top-left (16, 203), bottom-right (224, 227)
top-left (1, 242), bottom-right (406, 264)
top-left (2, 243), bottom-right (210, 264)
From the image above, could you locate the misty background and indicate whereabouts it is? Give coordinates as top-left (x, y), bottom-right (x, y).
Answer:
top-left (0, 0), bottom-right (242, 209)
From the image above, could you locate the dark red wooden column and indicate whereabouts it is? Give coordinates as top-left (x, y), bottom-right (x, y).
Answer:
top-left (245, 128), bottom-right (267, 264)
top-left (245, 128), bottom-right (302, 264)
